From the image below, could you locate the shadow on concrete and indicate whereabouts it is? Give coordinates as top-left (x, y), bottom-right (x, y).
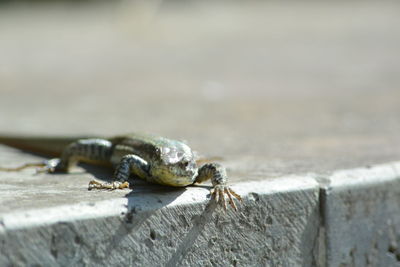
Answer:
top-left (165, 200), bottom-right (217, 267)
top-left (102, 183), bottom-right (216, 264)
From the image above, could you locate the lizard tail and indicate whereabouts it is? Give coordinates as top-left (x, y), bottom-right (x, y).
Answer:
top-left (0, 135), bottom-right (94, 157)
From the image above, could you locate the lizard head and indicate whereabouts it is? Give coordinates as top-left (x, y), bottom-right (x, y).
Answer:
top-left (150, 141), bottom-right (198, 185)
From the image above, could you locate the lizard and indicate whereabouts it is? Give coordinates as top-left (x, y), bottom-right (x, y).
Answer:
top-left (0, 133), bottom-right (241, 210)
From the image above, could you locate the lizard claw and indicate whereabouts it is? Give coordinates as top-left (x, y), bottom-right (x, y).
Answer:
top-left (88, 180), bottom-right (130, 190)
top-left (211, 185), bottom-right (242, 211)
top-left (0, 162), bottom-right (46, 172)
top-left (0, 158), bottom-right (65, 174)
top-left (36, 158), bottom-right (62, 174)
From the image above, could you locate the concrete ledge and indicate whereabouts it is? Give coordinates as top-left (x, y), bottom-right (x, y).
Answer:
top-left (321, 162), bottom-right (400, 266)
top-left (0, 176), bottom-right (320, 266)
top-left (2, 162), bottom-right (400, 266)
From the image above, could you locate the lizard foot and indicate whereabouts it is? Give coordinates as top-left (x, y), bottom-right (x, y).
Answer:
top-left (211, 185), bottom-right (242, 211)
top-left (88, 180), bottom-right (130, 190)
top-left (36, 158), bottom-right (63, 174)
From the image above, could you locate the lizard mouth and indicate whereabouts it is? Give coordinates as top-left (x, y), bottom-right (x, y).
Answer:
top-left (176, 165), bottom-right (198, 180)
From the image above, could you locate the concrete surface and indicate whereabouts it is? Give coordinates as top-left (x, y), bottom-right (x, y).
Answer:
top-left (0, 1), bottom-right (399, 266)
top-left (321, 162), bottom-right (400, 266)
top-left (1, 177), bottom-right (320, 266)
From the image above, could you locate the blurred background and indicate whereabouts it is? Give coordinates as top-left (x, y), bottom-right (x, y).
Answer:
top-left (0, 0), bottom-right (399, 178)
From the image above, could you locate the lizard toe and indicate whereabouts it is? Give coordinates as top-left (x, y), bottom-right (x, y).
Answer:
top-left (211, 184), bottom-right (241, 211)
top-left (88, 180), bottom-right (130, 190)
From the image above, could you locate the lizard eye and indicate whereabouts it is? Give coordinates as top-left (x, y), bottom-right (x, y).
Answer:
top-left (181, 161), bottom-right (191, 169)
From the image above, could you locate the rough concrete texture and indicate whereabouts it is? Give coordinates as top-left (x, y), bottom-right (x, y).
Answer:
top-left (322, 162), bottom-right (400, 267)
top-left (0, 1), bottom-right (399, 266)
top-left (0, 177), bottom-right (320, 266)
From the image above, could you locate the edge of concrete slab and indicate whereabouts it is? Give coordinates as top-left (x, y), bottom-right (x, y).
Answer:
top-left (1, 162), bottom-right (400, 266)
top-left (320, 161), bottom-right (400, 266)
top-left (1, 175), bottom-right (317, 231)
top-left (0, 175), bottom-right (320, 266)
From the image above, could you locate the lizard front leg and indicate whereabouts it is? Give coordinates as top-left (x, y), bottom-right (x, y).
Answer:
top-left (194, 163), bottom-right (241, 211)
top-left (88, 154), bottom-right (149, 190)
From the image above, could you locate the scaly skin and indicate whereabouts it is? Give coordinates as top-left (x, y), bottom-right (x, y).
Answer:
top-left (1, 133), bottom-right (241, 210)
